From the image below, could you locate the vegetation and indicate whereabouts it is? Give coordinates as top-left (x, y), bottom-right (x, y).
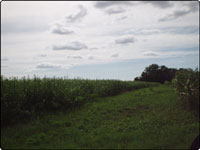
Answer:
top-left (1, 65), bottom-right (199, 149)
top-left (134, 64), bottom-right (177, 83)
top-left (1, 76), bottom-right (159, 127)
top-left (172, 68), bottom-right (199, 115)
top-left (1, 85), bottom-right (199, 149)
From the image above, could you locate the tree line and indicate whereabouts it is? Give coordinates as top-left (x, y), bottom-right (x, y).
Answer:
top-left (134, 64), bottom-right (194, 84)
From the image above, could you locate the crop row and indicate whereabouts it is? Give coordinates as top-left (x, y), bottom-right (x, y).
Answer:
top-left (1, 76), bottom-right (159, 127)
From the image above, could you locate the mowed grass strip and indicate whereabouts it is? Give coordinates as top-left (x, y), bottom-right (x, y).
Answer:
top-left (1, 85), bottom-right (199, 149)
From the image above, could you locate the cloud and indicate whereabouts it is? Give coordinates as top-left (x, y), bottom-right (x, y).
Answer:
top-left (115, 25), bottom-right (198, 36)
top-left (155, 46), bottom-right (199, 53)
top-left (49, 5), bottom-right (88, 35)
top-left (88, 56), bottom-right (94, 60)
top-left (143, 51), bottom-right (158, 56)
top-left (36, 63), bottom-right (61, 69)
top-left (53, 41), bottom-right (88, 51)
top-left (94, 1), bottom-right (173, 13)
top-left (89, 47), bottom-right (98, 50)
top-left (116, 16), bottom-right (128, 21)
top-left (159, 10), bottom-right (190, 22)
top-left (72, 56), bottom-right (82, 59)
top-left (1, 65), bottom-right (8, 68)
top-left (40, 54), bottom-right (47, 57)
top-left (187, 2), bottom-right (198, 13)
top-left (159, 2), bottom-right (198, 22)
top-left (51, 24), bottom-right (74, 35)
top-left (65, 5), bottom-right (87, 23)
top-left (164, 26), bottom-right (198, 35)
top-left (115, 37), bottom-right (136, 44)
top-left (111, 53), bottom-right (119, 57)
top-left (94, 1), bottom-right (133, 8)
top-left (1, 58), bottom-right (8, 61)
top-left (142, 1), bottom-right (174, 9)
top-left (125, 29), bottom-right (161, 35)
top-left (106, 7), bottom-right (125, 15)
top-left (67, 56), bottom-right (82, 59)
top-left (2, 17), bottom-right (47, 34)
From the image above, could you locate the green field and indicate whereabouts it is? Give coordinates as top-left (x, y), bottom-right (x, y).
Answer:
top-left (1, 77), bottom-right (159, 127)
top-left (1, 84), bottom-right (199, 149)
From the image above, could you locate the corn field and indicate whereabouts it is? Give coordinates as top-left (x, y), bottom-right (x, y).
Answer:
top-left (1, 76), bottom-right (159, 127)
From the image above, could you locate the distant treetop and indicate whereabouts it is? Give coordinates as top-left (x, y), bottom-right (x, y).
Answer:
top-left (134, 64), bottom-right (178, 84)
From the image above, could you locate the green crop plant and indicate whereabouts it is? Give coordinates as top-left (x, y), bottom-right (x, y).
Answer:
top-left (1, 75), bottom-right (159, 127)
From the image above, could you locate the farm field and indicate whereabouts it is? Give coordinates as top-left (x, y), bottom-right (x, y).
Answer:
top-left (1, 84), bottom-right (199, 149)
top-left (2, 1), bottom-right (199, 149)
top-left (1, 77), bottom-right (159, 127)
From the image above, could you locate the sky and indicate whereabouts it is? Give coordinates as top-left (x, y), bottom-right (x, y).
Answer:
top-left (1, 1), bottom-right (199, 80)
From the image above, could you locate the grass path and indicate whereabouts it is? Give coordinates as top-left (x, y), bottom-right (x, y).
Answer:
top-left (1, 85), bottom-right (199, 149)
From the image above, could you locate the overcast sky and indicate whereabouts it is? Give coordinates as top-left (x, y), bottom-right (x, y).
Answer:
top-left (1, 1), bottom-right (199, 80)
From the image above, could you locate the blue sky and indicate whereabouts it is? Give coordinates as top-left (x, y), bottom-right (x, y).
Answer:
top-left (1, 1), bottom-right (199, 80)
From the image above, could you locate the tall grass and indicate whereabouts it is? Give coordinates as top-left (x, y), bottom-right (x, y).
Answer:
top-left (1, 76), bottom-right (159, 127)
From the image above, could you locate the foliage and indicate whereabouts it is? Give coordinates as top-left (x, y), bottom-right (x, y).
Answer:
top-left (1, 76), bottom-right (159, 127)
top-left (135, 64), bottom-right (177, 84)
top-left (2, 85), bottom-right (198, 149)
top-left (164, 81), bottom-right (170, 85)
top-left (172, 68), bottom-right (199, 114)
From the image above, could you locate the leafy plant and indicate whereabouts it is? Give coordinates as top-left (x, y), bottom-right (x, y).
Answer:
top-left (172, 68), bottom-right (199, 114)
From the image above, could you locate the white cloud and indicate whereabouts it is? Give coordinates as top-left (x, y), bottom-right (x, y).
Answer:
top-left (1, 58), bottom-right (8, 61)
top-left (1, 65), bottom-right (8, 68)
top-left (159, 10), bottom-right (191, 22)
top-left (116, 16), bottom-right (128, 21)
top-left (111, 53), bottom-right (119, 57)
top-left (36, 63), bottom-right (61, 69)
top-left (51, 24), bottom-right (74, 35)
top-left (143, 51), bottom-right (159, 56)
top-left (67, 56), bottom-right (83, 59)
top-left (89, 47), bottom-right (98, 50)
top-left (159, 2), bottom-right (198, 22)
top-left (142, 1), bottom-right (174, 9)
top-left (39, 54), bottom-right (47, 57)
top-left (1, 17), bottom-right (48, 34)
top-left (88, 56), bottom-right (94, 60)
top-left (115, 37), bottom-right (136, 44)
top-left (105, 7), bottom-right (125, 15)
top-left (65, 5), bottom-right (87, 23)
top-left (111, 26), bottom-right (198, 36)
top-left (94, 1), bottom-right (134, 8)
top-left (53, 41), bottom-right (88, 51)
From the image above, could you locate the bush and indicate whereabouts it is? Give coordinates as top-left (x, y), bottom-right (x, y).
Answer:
top-left (164, 81), bottom-right (170, 85)
top-left (172, 68), bottom-right (199, 114)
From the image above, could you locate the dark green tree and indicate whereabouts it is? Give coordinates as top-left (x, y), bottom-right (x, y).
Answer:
top-left (134, 64), bottom-right (177, 83)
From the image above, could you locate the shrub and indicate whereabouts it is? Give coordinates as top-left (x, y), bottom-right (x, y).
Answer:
top-left (164, 81), bottom-right (170, 85)
top-left (172, 68), bottom-right (199, 114)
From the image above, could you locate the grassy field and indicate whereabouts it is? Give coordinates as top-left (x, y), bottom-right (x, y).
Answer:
top-left (1, 84), bottom-right (199, 149)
